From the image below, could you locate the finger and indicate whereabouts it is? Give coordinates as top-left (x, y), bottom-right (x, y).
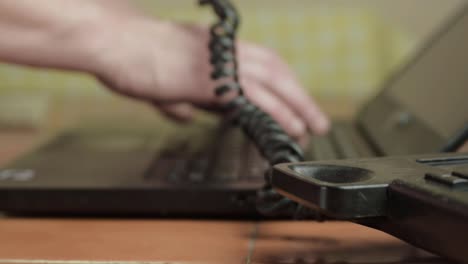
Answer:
top-left (153, 102), bottom-right (196, 123)
top-left (457, 140), bottom-right (468, 152)
top-left (242, 78), bottom-right (307, 138)
top-left (239, 43), bottom-right (330, 135)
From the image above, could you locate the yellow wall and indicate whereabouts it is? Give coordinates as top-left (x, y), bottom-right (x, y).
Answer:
top-left (0, 1), bottom-right (418, 100)
top-left (2, 0), bottom-right (462, 127)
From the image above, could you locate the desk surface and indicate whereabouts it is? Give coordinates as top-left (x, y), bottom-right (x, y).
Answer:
top-left (0, 123), bottom-right (447, 263)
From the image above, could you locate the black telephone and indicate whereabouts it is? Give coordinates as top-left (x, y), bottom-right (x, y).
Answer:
top-left (200, 0), bottom-right (468, 262)
top-left (271, 152), bottom-right (468, 262)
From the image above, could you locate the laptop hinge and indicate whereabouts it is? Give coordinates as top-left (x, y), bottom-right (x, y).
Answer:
top-left (441, 123), bottom-right (468, 152)
top-left (355, 120), bottom-right (385, 157)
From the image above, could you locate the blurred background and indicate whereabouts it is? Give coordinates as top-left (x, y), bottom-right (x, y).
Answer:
top-left (0, 0), bottom-right (465, 131)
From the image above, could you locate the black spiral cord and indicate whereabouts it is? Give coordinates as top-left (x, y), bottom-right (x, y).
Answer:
top-left (199, 0), bottom-right (318, 219)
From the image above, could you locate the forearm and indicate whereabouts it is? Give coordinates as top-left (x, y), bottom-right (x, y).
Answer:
top-left (0, 0), bottom-right (132, 73)
top-left (0, 1), bottom-right (329, 135)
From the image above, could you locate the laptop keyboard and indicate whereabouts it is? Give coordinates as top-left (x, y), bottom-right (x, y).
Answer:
top-left (145, 121), bottom-right (373, 184)
top-left (144, 124), bottom-right (268, 184)
top-left (305, 121), bottom-right (375, 160)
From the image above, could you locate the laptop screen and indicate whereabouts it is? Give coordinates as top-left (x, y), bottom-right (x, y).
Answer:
top-left (358, 4), bottom-right (468, 155)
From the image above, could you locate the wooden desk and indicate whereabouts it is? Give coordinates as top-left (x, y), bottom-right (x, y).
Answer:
top-left (0, 116), bottom-right (447, 263)
top-left (0, 219), bottom-right (442, 263)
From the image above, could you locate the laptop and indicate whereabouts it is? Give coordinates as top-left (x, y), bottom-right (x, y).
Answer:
top-left (0, 5), bottom-right (467, 217)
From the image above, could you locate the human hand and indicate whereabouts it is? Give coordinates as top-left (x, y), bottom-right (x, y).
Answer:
top-left (0, 0), bottom-right (329, 138)
top-left (458, 141), bottom-right (468, 152)
top-left (89, 15), bottom-right (330, 138)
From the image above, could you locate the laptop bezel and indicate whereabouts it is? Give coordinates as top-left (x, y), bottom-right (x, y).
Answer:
top-left (355, 3), bottom-right (468, 155)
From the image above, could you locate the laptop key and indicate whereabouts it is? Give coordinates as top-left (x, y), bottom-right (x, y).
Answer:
top-left (168, 159), bottom-right (189, 182)
top-left (212, 158), bottom-right (242, 182)
top-left (210, 127), bottom-right (245, 182)
top-left (333, 122), bottom-right (375, 159)
top-left (243, 144), bottom-right (269, 180)
top-left (307, 135), bottom-right (339, 160)
top-left (186, 156), bottom-right (210, 183)
top-left (187, 171), bottom-right (205, 183)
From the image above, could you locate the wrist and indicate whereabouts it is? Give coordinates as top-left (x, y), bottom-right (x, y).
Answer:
top-left (86, 14), bottom-right (172, 80)
top-left (46, 3), bottom-right (123, 73)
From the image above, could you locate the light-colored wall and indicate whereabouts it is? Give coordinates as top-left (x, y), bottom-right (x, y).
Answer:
top-left (207, 0), bottom-right (466, 44)
top-left (0, 1), bottom-right (466, 127)
top-left (334, 0), bottom-right (466, 41)
top-left (227, 0), bottom-right (466, 42)
top-left (2, 1), bottom-right (465, 99)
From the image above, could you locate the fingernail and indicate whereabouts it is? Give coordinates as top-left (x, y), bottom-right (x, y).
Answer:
top-left (313, 115), bottom-right (330, 135)
top-left (290, 119), bottom-right (306, 137)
